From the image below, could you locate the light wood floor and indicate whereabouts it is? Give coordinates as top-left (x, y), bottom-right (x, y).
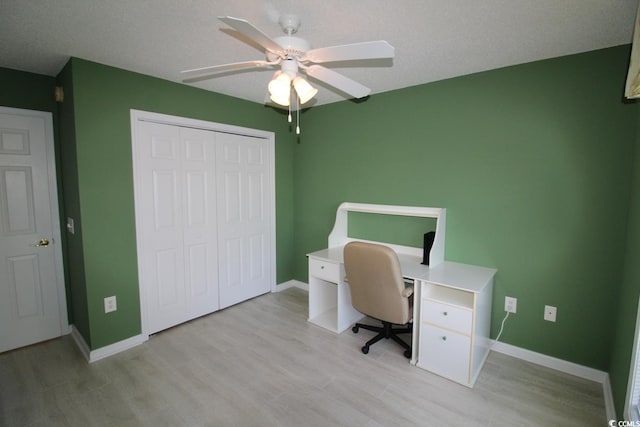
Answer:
top-left (1, 287), bottom-right (605, 426)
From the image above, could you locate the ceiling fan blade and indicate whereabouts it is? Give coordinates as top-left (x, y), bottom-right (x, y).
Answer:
top-left (302, 41), bottom-right (394, 63)
top-left (218, 16), bottom-right (284, 55)
top-left (304, 65), bottom-right (371, 99)
top-left (181, 60), bottom-right (275, 82)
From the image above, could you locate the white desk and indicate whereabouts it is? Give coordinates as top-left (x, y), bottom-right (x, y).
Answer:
top-left (307, 247), bottom-right (496, 388)
top-left (307, 248), bottom-right (427, 334)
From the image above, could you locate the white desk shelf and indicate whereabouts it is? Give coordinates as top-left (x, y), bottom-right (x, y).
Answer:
top-left (327, 202), bottom-right (446, 265)
top-left (307, 249), bottom-right (364, 333)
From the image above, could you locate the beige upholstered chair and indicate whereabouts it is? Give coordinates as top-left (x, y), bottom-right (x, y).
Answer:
top-left (343, 241), bottom-right (413, 358)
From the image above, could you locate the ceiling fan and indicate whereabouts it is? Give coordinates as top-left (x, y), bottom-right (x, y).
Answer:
top-left (181, 14), bottom-right (395, 109)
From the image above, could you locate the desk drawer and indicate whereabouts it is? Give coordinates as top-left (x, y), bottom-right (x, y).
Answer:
top-left (418, 324), bottom-right (471, 386)
top-left (422, 299), bottom-right (472, 334)
top-left (309, 258), bottom-right (340, 283)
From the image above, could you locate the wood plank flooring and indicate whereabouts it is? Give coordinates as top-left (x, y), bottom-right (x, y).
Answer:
top-left (0, 287), bottom-right (606, 426)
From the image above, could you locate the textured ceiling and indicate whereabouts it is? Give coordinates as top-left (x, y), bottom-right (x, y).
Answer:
top-left (0, 0), bottom-right (637, 106)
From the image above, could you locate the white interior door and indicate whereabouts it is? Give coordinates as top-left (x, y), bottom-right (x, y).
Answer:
top-left (134, 121), bottom-right (219, 335)
top-left (216, 132), bottom-right (272, 308)
top-left (0, 107), bottom-right (67, 353)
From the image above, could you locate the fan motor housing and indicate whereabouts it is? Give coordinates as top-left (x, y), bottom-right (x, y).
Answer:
top-left (267, 36), bottom-right (310, 61)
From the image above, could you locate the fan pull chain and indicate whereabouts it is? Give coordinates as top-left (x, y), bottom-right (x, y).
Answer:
top-left (296, 94), bottom-right (301, 134)
top-left (288, 87), bottom-right (292, 123)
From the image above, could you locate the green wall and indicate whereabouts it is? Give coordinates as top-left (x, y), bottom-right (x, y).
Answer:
top-left (56, 62), bottom-right (91, 342)
top-left (60, 58), bottom-right (295, 349)
top-left (609, 106), bottom-right (640, 416)
top-left (0, 68), bottom-right (58, 113)
top-left (293, 45), bottom-right (637, 370)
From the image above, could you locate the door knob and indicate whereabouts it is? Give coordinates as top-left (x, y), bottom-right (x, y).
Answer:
top-left (33, 238), bottom-right (50, 247)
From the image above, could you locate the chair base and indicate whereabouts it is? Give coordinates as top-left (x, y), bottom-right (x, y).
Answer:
top-left (352, 321), bottom-right (412, 358)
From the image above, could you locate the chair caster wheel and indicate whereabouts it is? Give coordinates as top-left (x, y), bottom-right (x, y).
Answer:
top-left (404, 349), bottom-right (412, 359)
top-left (361, 345), bottom-right (369, 354)
top-left (352, 325), bottom-right (359, 333)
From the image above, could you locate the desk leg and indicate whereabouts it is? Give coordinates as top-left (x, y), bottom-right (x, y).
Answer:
top-left (410, 280), bottom-right (422, 365)
top-left (337, 281), bottom-right (364, 333)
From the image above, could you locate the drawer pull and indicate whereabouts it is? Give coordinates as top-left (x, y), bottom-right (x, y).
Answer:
top-left (443, 311), bottom-right (448, 316)
top-left (442, 336), bottom-right (447, 341)
top-left (321, 266), bottom-right (324, 269)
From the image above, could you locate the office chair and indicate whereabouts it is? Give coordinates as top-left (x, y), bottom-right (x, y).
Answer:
top-left (344, 241), bottom-right (413, 358)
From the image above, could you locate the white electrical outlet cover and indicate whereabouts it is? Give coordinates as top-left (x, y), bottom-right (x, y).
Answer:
top-left (104, 296), bottom-right (117, 313)
top-left (505, 296), bottom-right (517, 313)
top-left (66, 217), bottom-right (75, 234)
top-left (544, 305), bottom-right (557, 322)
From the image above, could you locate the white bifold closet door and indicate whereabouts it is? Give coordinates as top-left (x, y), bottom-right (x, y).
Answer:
top-left (136, 122), bottom-right (219, 334)
top-left (134, 120), bottom-right (272, 335)
top-left (216, 132), bottom-right (271, 309)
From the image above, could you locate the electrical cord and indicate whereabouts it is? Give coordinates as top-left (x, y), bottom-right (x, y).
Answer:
top-left (492, 311), bottom-right (510, 346)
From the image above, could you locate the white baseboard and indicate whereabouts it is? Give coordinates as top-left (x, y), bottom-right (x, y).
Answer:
top-left (70, 326), bottom-right (91, 361)
top-left (274, 279), bottom-right (308, 292)
top-left (70, 325), bottom-right (147, 363)
top-left (491, 341), bottom-right (616, 420)
top-left (602, 374), bottom-right (617, 422)
top-left (491, 341), bottom-right (607, 382)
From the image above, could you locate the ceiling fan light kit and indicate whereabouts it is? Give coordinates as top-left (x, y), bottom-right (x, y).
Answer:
top-left (181, 14), bottom-right (395, 132)
top-left (266, 58), bottom-right (317, 107)
top-left (268, 72), bottom-right (291, 98)
top-left (292, 77), bottom-right (317, 104)
top-left (269, 92), bottom-right (291, 107)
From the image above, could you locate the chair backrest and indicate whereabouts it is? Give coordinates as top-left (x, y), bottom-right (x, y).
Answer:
top-left (343, 241), bottom-right (411, 325)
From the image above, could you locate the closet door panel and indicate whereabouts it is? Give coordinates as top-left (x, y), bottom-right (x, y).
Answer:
top-left (136, 122), bottom-right (187, 333)
top-left (222, 238), bottom-right (242, 287)
top-left (179, 127), bottom-right (219, 319)
top-left (135, 123), bottom-right (219, 334)
top-left (152, 170), bottom-right (179, 229)
top-left (217, 132), bottom-right (271, 309)
top-left (221, 171), bottom-right (242, 223)
top-left (248, 233), bottom-right (265, 280)
top-left (156, 249), bottom-right (180, 305)
top-left (186, 243), bottom-right (207, 295)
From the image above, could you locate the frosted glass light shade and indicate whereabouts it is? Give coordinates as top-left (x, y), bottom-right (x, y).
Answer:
top-left (268, 73), bottom-right (291, 98)
top-left (293, 77), bottom-right (318, 104)
top-left (270, 92), bottom-right (290, 106)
